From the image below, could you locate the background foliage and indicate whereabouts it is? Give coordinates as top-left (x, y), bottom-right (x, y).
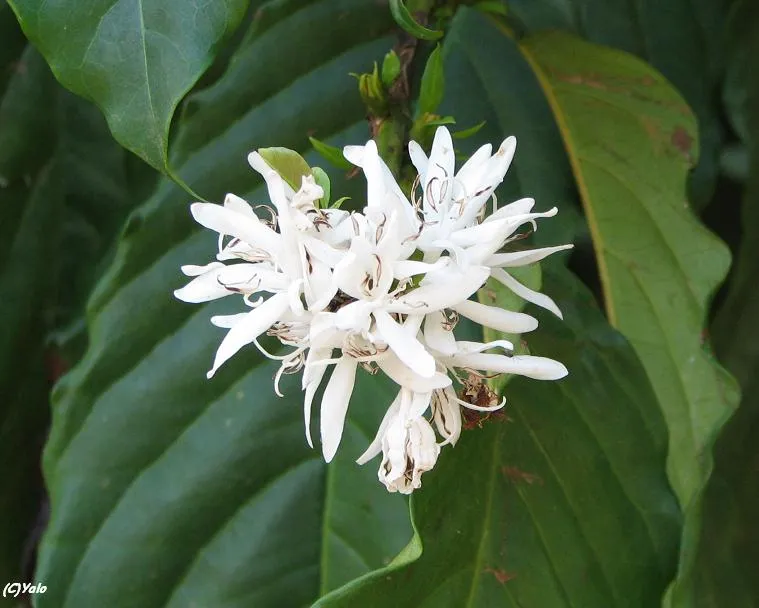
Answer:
top-left (0, 0), bottom-right (756, 606)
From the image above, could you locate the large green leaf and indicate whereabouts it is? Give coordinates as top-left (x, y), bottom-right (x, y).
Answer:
top-left (35, 2), bottom-right (414, 606)
top-left (520, 31), bottom-right (739, 604)
top-left (317, 267), bottom-right (681, 607)
top-left (7, 0), bottom-right (251, 173)
top-left (0, 25), bottom-right (155, 588)
top-left (507, 0), bottom-right (726, 208)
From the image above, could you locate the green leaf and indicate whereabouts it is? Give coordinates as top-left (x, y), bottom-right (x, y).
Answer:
top-left (312, 166), bottom-right (331, 207)
top-left (34, 2), bottom-right (413, 606)
top-left (309, 137), bottom-right (353, 170)
top-left (520, 30), bottom-right (739, 601)
top-left (258, 146), bottom-right (312, 191)
top-left (416, 45), bottom-right (444, 117)
top-left (389, 0), bottom-right (443, 41)
top-left (452, 120), bottom-right (486, 140)
top-left (317, 268), bottom-right (681, 607)
top-left (506, 0), bottom-right (725, 209)
top-left (7, 0), bottom-right (250, 173)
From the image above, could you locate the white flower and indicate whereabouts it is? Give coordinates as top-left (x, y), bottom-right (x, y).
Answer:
top-left (176, 126), bottom-right (572, 493)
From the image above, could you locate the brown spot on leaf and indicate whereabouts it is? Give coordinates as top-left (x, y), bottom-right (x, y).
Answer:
top-left (671, 126), bottom-right (694, 161)
top-left (502, 466), bottom-right (543, 485)
top-left (485, 567), bottom-right (517, 584)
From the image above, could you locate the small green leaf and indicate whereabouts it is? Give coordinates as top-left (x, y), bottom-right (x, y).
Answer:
top-left (311, 166), bottom-right (331, 208)
top-left (258, 147), bottom-right (312, 192)
top-left (331, 196), bottom-right (351, 209)
top-left (381, 50), bottom-right (401, 88)
top-left (309, 137), bottom-right (353, 170)
top-left (416, 46), bottom-right (444, 117)
top-left (452, 120), bottom-right (486, 139)
top-left (389, 0), bottom-right (443, 41)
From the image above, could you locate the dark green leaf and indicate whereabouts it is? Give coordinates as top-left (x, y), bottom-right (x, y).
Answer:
top-left (7, 0), bottom-right (250, 172)
top-left (507, 0), bottom-right (725, 208)
top-left (34, 3), bottom-right (412, 606)
top-left (317, 268), bottom-right (681, 607)
top-left (389, 0), bottom-right (443, 41)
top-left (309, 137), bottom-right (353, 170)
top-left (416, 45), bottom-right (444, 117)
top-left (452, 120), bottom-right (486, 140)
top-left (520, 30), bottom-right (739, 602)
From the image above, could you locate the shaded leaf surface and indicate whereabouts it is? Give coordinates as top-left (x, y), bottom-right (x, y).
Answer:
top-left (34, 2), bottom-right (412, 606)
top-left (317, 269), bottom-right (681, 608)
top-left (520, 31), bottom-right (739, 604)
top-left (507, 0), bottom-right (726, 208)
top-left (7, 0), bottom-right (251, 172)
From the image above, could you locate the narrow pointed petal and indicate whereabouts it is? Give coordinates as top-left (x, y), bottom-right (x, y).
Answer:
top-left (374, 310), bottom-right (436, 377)
top-left (181, 262), bottom-right (224, 277)
top-left (428, 126), bottom-right (455, 181)
top-left (207, 292), bottom-right (290, 378)
top-left (454, 339), bottom-right (514, 354)
top-left (320, 357), bottom-right (359, 462)
top-left (174, 266), bottom-right (232, 303)
top-left (423, 311), bottom-right (457, 356)
top-left (356, 392), bottom-right (402, 465)
top-left (453, 299), bottom-right (538, 333)
top-left (484, 197), bottom-right (535, 223)
top-left (449, 217), bottom-right (516, 247)
top-left (486, 244), bottom-right (574, 268)
top-left (388, 265), bottom-right (489, 314)
top-left (454, 143), bottom-right (492, 187)
top-left (223, 193), bottom-right (254, 215)
top-left (377, 352), bottom-right (452, 392)
top-left (448, 352), bottom-right (568, 380)
top-left (392, 259), bottom-right (447, 279)
top-left (408, 140), bottom-right (428, 177)
top-left (210, 313), bottom-right (249, 328)
top-left (491, 268), bottom-right (564, 318)
top-left (190, 203), bottom-right (280, 254)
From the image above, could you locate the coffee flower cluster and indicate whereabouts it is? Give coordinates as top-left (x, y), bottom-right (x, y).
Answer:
top-left (175, 127), bottom-right (571, 493)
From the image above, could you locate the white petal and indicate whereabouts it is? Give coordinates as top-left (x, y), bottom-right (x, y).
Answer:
top-left (486, 244), bottom-right (574, 267)
top-left (223, 193), bottom-right (255, 215)
top-left (388, 265), bottom-right (490, 314)
top-left (342, 144), bottom-right (365, 167)
top-left (362, 140), bottom-right (386, 210)
top-left (448, 353), bottom-right (568, 380)
top-left (484, 197), bottom-right (535, 223)
top-left (408, 140), bottom-right (429, 177)
top-left (491, 268), bottom-right (563, 318)
top-left (377, 352), bottom-right (452, 392)
top-left (174, 266), bottom-right (232, 303)
top-left (374, 310), bottom-right (435, 378)
top-left (181, 262), bottom-right (224, 277)
top-left (392, 259), bottom-right (447, 279)
top-left (423, 311), bottom-right (457, 356)
top-left (210, 313), bottom-right (249, 328)
top-left (454, 339), bottom-right (514, 354)
top-left (356, 391), bottom-right (402, 465)
top-left (191, 202), bottom-right (280, 254)
top-left (320, 356), bottom-right (359, 462)
top-left (449, 217), bottom-right (517, 247)
top-left (303, 347), bottom-right (332, 448)
top-left (218, 263), bottom-right (289, 293)
top-left (207, 292), bottom-right (290, 378)
top-left (428, 127), bottom-right (455, 183)
top-left (454, 143), bottom-right (492, 188)
top-left (453, 299), bottom-right (538, 333)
